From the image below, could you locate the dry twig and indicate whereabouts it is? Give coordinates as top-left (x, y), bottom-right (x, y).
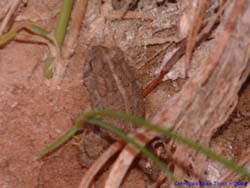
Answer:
top-left (78, 142), bottom-right (124, 188)
top-left (143, 0), bottom-right (229, 97)
top-left (185, 0), bottom-right (210, 76)
top-left (143, 39), bottom-right (186, 97)
top-left (51, 0), bottom-right (88, 86)
top-left (63, 0), bottom-right (88, 59)
top-left (0, 0), bottom-right (23, 35)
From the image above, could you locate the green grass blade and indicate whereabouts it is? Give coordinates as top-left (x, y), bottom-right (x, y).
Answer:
top-left (28, 23), bottom-right (50, 39)
top-left (44, 56), bottom-right (55, 79)
top-left (44, 0), bottom-right (74, 79)
top-left (37, 116), bottom-right (85, 157)
top-left (85, 110), bottom-right (250, 179)
top-left (0, 23), bottom-right (50, 47)
top-left (87, 117), bottom-right (175, 181)
top-left (55, 0), bottom-right (74, 46)
top-left (0, 29), bottom-right (17, 47)
top-left (37, 109), bottom-right (250, 179)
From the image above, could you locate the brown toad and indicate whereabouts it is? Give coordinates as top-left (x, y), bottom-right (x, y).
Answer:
top-left (80, 46), bottom-right (145, 167)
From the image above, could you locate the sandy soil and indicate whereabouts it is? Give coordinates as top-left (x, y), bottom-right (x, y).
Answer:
top-left (1, 1), bottom-right (250, 188)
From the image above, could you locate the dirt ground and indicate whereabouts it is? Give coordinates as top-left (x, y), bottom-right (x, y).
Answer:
top-left (1, 1), bottom-right (250, 188)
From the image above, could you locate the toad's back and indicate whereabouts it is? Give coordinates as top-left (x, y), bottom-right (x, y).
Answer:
top-left (83, 46), bottom-right (144, 132)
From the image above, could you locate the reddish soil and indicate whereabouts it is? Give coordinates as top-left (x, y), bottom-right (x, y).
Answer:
top-left (0, 40), bottom-right (87, 187)
top-left (1, 1), bottom-right (250, 188)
